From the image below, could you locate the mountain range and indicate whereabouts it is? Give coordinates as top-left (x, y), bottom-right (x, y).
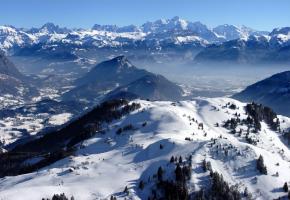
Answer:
top-left (0, 17), bottom-right (266, 51)
top-left (1, 17), bottom-right (289, 65)
top-left (1, 17), bottom-right (290, 65)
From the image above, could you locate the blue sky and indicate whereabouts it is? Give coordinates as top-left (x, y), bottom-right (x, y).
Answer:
top-left (0, 0), bottom-right (289, 31)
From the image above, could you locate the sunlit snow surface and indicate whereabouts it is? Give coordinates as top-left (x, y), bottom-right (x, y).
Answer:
top-left (48, 113), bottom-right (72, 126)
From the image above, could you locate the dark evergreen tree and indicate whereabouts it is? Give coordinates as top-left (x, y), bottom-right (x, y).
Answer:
top-left (243, 187), bottom-right (249, 197)
top-left (157, 166), bottom-right (163, 182)
top-left (283, 182), bottom-right (289, 192)
top-left (139, 180), bottom-right (145, 190)
top-left (256, 155), bottom-right (267, 175)
top-left (182, 165), bottom-right (191, 180)
top-left (175, 164), bottom-right (183, 182)
top-left (179, 156), bottom-right (183, 164)
top-left (195, 189), bottom-right (206, 200)
top-left (229, 104), bottom-right (237, 110)
top-left (124, 186), bottom-right (129, 194)
top-left (245, 102), bottom-right (280, 132)
top-left (52, 193), bottom-right (69, 200)
top-left (202, 159), bottom-right (207, 172)
top-left (115, 128), bottom-right (122, 135)
top-left (211, 172), bottom-right (241, 200)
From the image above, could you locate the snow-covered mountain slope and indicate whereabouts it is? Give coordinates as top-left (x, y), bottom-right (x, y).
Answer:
top-left (194, 27), bottom-right (290, 64)
top-left (0, 26), bottom-right (36, 50)
top-left (269, 27), bottom-right (290, 48)
top-left (62, 56), bottom-right (184, 104)
top-left (74, 55), bottom-right (147, 86)
top-left (213, 25), bottom-right (268, 41)
top-left (0, 97), bottom-right (289, 200)
top-left (233, 71), bottom-right (290, 116)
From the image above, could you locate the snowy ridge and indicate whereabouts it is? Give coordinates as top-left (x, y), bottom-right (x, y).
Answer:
top-left (194, 28), bottom-right (290, 64)
top-left (0, 97), bottom-right (289, 199)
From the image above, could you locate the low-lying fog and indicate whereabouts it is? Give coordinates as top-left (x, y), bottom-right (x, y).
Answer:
top-left (136, 61), bottom-right (290, 97)
top-left (10, 55), bottom-right (290, 98)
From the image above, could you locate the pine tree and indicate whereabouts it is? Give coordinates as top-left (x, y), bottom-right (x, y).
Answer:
top-left (244, 187), bottom-right (249, 197)
top-left (179, 156), bottom-right (183, 164)
top-left (170, 156), bottom-right (175, 163)
top-left (157, 166), bottom-right (163, 182)
top-left (116, 128), bottom-right (122, 135)
top-left (183, 165), bottom-right (191, 180)
top-left (256, 155), bottom-right (267, 175)
top-left (175, 164), bottom-right (183, 182)
top-left (139, 180), bottom-right (144, 190)
top-left (52, 193), bottom-right (69, 200)
top-left (283, 182), bottom-right (289, 192)
top-left (195, 189), bottom-right (206, 200)
top-left (202, 159), bottom-right (207, 172)
top-left (124, 186), bottom-right (129, 194)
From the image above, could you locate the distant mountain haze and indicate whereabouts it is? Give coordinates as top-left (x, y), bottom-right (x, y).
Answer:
top-left (233, 71), bottom-right (290, 116)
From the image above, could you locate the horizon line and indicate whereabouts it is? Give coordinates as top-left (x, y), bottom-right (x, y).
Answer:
top-left (1, 16), bottom-right (284, 32)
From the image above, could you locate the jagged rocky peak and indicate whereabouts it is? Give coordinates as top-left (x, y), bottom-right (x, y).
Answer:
top-left (91, 24), bottom-right (119, 32)
top-left (213, 24), bottom-right (242, 39)
top-left (39, 22), bottom-right (70, 34)
top-left (40, 22), bottom-right (59, 32)
top-left (0, 25), bottom-right (18, 34)
top-left (104, 55), bottom-right (133, 69)
top-left (270, 27), bottom-right (290, 36)
top-left (168, 16), bottom-right (188, 29)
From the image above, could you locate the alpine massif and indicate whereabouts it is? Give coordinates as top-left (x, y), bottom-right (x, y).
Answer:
top-left (0, 16), bottom-right (290, 200)
top-left (0, 17), bottom-right (289, 64)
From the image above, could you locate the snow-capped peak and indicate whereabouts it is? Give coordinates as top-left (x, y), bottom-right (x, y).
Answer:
top-left (270, 27), bottom-right (290, 36)
top-left (112, 55), bottom-right (133, 68)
